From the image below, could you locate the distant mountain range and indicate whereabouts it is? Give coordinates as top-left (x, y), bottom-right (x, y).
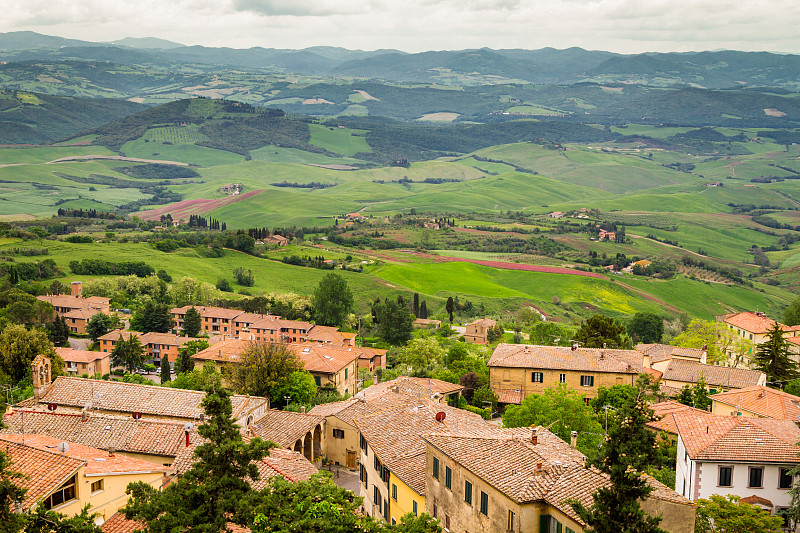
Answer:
top-left (2, 31), bottom-right (800, 89)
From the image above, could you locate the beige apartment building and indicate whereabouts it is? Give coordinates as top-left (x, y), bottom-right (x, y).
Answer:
top-left (489, 343), bottom-right (641, 404)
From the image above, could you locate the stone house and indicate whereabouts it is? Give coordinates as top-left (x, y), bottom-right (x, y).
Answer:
top-left (464, 318), bottom-right (497, 345)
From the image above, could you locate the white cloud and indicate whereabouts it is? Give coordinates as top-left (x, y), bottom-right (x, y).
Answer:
top-left (1, 0), bottom-right (799, 53)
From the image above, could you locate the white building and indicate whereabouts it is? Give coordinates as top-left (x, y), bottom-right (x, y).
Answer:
top-left (674, 412), bottom-right (800, 519)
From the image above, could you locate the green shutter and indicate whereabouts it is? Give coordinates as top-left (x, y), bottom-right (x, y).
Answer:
top-left (540, 514), bottom-right (550, 533)
top-left (556, 521), bottom-right (562, 533)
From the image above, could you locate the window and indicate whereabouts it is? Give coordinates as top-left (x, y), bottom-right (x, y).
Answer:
top-left (464, 480), bottom-right (473, 505)
top-left (333, 429), bottom-right (345, 439)
top-left (531, 372), bottom-right (543, 383)
top-left (559, 373), bottom-right (566, 383)
top-left (580, 375), bottom-right (594, 387)
top-left (718, 466), bottom-right (733, 487)
top-left (314, 376), bottom-right (321, 386)
top-left (433, 457), bottom-right (439, 479)
top-left (445, 466), bottom-right (452, 490)
top-left (345, 368), bottom-right (349, 380)
top-left (44, 475), bottom-right (77, 509)
top-left (360, 464), bottom-right (367, 485)
top-left (508, 510), bottom-right (515, 531)
top-left (433, 502), bottom-right (438, 518)
top-left (392, 518), bottom-right (396, 526)
top-left (384, 500), bottom-right (389, 521)
top-left (413, 500), bottom-right (418, 516)
top-left (374, 455), bottom-right (380, 471)
top-left (479, 491), bottom-right (488, 516)
top-left (373, 486), bottom-right (381, 507)
top-left (392, 484), bottom-right (397, 501)
top-left (360, 434), bottom-right (367, 452)
top-left (780, 468), bottom-right (794, 489)
top-left (749, 466), bottom-right (764, 488)
top-left (445, 515), bottom-right (451, 531)
top-left (90, 479), bottom-right (103, 493)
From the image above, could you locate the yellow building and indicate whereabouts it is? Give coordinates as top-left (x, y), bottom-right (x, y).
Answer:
top-left (309, 376), bottom-right (463, 469)
top-left (718, 311), bottom-right (800, 345)
top-left (2, 434), bottom-right (168, 524)
top-left (489, 343), bottom-right (642, 404)
top-left (422, 426), bottom-right (695, 533)
top-left (354, 400), bottom-right (489, 524)
top-left (464, 318), bottom-right (496, 345)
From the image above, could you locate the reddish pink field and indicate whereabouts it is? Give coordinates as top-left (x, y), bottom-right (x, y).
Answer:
top-left (134, 190), bottom-right (264, 221)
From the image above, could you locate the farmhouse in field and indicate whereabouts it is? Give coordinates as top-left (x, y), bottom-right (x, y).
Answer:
top-left (464, 318), bottom-right (496, 345)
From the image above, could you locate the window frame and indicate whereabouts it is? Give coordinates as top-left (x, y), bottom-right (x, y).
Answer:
top-left (508, 509), bottom-right (515, 531)
top-left (779, 467), bottom-right (794, 489)
top-left (464, 480), bottom-right (473, 505)
top-left (433, 456), bottom-right (439, 479)
top-left (580, 375), bottom-right (595, 387)
top-left (479, 490), bottom-right (488, 516)
top-left (531, 372), bottom-right (544, 383)
top-left (90, 479), bottom-right (104, 494)
top-left (748, 466), bottom-right (764, 489)
top-left (332, 428), bottom-right (345, 439)
top-left (44, 474), bottom-right (77, 510)
top-left (559, 373), bottom-right (566, 383)
top-left (392, 483), bottom-right (397, 501)
top-left (717, 465), bottom-right (733, 487)
top-left (445, 466), bottom-right (452, 490)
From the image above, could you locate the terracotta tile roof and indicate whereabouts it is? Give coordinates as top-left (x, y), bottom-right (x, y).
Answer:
top-left (1, 438), bottom-right (85, 511)
top-left (468, 318), bottom-right (497, 328)
top-left (309, 377), bottom-right (461, 425)
top-left (98, 330), bottom-right (138, 342)
top-left (201, 307), bottom-right (245, 320)
top-left (1, 434), bottom-right (169, 476)
top-left (32, 376), bottom-right (268, 421)
top-left (247, 316), bottom-right (283, 331)
top-left (354, 400), bottom-right (490, 494)
top-left (720, 312), bottom-right (800, 334)
top-left (102, 512), bottom-right (251, 533)
top-left (62, 308), bottom-right (101, 320)
top-left (248, 409), bottom-right (324, 448)
top-left (101, 513), bottom-right (144, 533)
top-left (139, 332), bottom-right (199, 347)
top-left (636, 343), bottom-right (704, 364)
top-left (489, 343), bottom-right (641, 374)
top-left (740, 495), bottom-right (773, 507)
top-left (1, 409), bottom-right (193, 457)
top-left (423, 427), bottom-right (690, 526)
top-left (289, 343), bottom-right (359, 374)
top-left (37, 294), bottom-right (109, 310)
top-left (171, 438), bottom-right (316, 486)
top-left (661, 359), bottom-right (765, 389)
top-left (358, 346), bottom-right (387, 361)
top-left (55, 347), bottom-right (108, 364)
top-left (234, 313), bottom-right (279, 325)
top-left (674, 413), bottom-right (800, 462)
top-left (710, 385), bottom-right (800, 421)
top-left (279, 319), bottom-right (313, 331)
top-left (647, 401), bottom-right (714, 435)
top-left (191, 338), bottom-right (250, 363)
top-left (494, 389), bottom-right (523, 405)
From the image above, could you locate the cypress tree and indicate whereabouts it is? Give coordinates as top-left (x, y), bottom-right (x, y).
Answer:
top-left (160, 354), bottom-right (171, 384)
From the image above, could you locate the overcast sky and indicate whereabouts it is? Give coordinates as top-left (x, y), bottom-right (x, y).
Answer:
top-left (4, 0), bottom-right (800, 54)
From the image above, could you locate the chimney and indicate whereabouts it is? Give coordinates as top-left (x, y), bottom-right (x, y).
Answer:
top-left (531, 428), bottom-right (538, 445)
top-left (300, 406), bottom-right (306, 414)
top-left (570, 431), bottom-right (577, 449)
top-left (70, 281), bottom-right (82, 297)
top-left (700, 345), bottom-right (707, 365)
top-left (108, 447), bottom-right (115, 457)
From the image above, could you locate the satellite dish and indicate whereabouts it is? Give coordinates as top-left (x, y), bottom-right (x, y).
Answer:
top-left (57, 442), bottom-right (69, 454)
top-left (435, 412), bottom-right (446, 422)
top-left (184, 422), bottom-right (193, 432)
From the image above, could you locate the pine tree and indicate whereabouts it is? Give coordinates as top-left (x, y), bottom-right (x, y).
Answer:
top-left (122, 388), bottom-right (275, 532)
top-left (754, 322), bottom-right (799, 385)
top-left (413, 293), bottom-right (420, 317)
top-left (570, 381), bottom-right (667, 533)
top-left (160, 354), bottom-right (171, 384)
